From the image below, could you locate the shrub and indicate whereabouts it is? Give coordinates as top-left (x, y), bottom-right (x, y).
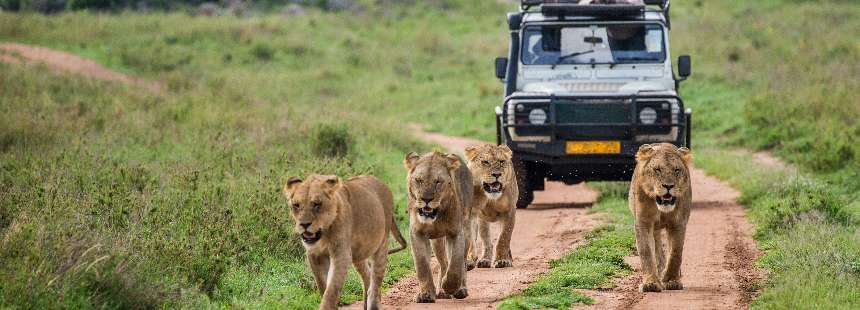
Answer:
top-left (310, 124), bottom-right (353, 158)
top-left (250, 42), bottom-right (275, 61)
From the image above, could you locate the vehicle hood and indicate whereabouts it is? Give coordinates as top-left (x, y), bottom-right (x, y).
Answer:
top-left (521, 80), bottom-right (667, 95)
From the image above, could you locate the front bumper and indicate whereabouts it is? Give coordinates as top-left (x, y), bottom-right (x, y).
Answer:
top-left (500, 93), bottom-right (690, 181)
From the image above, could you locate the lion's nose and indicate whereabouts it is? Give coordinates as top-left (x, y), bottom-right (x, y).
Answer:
top-left (300, 222), bottom-right (311, 230)
top-left (421, 197), bottom-right (433, 205)
top-left (662, 184), bottom-right (674, 191)
top-left (492, 172), bottom-right (502, 179)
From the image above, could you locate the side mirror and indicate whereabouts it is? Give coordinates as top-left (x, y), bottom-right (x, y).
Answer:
top-left (495, 57), bottom-right (508, 80)
top-left (678, 55), bottom-right (691, 80)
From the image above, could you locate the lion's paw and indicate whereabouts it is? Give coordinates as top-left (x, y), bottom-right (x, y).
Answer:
top-left (476, 259), bottom-right (492, 268)
top-left (466, 260), bottom-right (476, 271)
top-left (452, 287), bottom-right (469, 299)
top-left (415, 292), bottom-right (435, 303)
top-left (493, 259), bottom-right (513, 268)
top-left (663, 280), bottom-right (683, 290)
top-left (639, 281), bottom-right (663, 293)
top-left (436, 291), bottom-right (452, 299)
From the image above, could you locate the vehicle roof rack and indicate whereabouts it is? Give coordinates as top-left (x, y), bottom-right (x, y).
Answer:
top-left (520, 0), bottom-right (671, 26)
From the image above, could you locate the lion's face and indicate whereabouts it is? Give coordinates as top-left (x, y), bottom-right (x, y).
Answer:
top-left (404, 152), bottom-right (461, 224)
top-left (283, 174), bottom-right (342, 247)
top-left (635, 143), bottom-right (692, 213)
top-left (465, 144), bottom-right (514, 200)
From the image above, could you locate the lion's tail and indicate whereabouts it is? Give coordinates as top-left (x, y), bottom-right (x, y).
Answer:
top-left (388, 215), bottom-right (408, 255)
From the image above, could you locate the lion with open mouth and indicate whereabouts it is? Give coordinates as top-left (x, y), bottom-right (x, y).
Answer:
top-left (629, 143), bottom-right (692, 292)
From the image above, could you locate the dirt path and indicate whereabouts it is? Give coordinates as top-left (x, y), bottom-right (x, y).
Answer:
top-left (0, 42), bottom-right (163, 93)
top-left (370, 129), bottom-right (762, 310)
top-left (583, 166), bottom-right (763, 310)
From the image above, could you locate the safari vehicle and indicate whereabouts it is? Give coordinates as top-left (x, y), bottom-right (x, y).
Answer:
top-left (493, 0), bottom-right (693, 208)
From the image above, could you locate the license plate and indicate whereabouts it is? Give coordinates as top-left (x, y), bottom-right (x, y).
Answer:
top-left (566, 141), bottom-right (621, 154)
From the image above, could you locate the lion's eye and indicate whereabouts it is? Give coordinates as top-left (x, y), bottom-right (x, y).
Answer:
top-left (435, 179), bottom-right (442, 185)
top-left (498, 160), bottom-right (505, 165)
top-left (291, 203), bottom-right (300, 210)
top-left (674, 168), bottom-right (682, 174)
top-left (654, 168), bottom-right (662, 173)
top-left (312, 202), bottom-right (321, 212)
top-left (482, 160), bottom-right (490, 166)
top-left (415, 178), bottom-right (423, 184)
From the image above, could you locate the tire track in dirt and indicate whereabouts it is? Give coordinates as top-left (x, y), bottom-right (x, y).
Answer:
top-left (343, 128), bottom-right (600, 309)
top-left (581, 168), bottom-right (764, 310)
top-left (0, 42), bottom-right (163, 93)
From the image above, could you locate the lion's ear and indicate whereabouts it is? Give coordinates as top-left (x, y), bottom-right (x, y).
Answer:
top-left (464, 145), bottom-right (479, 161)
top-left (444, 153), bottom-right (462, 172)
top-left (499, 144), bottom-right (513, 160)
top-left (677, 147), bottom-right (693, 166)
top-left (284, 177), bottom-right (303, 196)
top-left (321, 175), bottom-right (341, 193)
top-left (635, 144), bottom-right (654, 163)
top-left (404, 152), bottom-right (420, 171)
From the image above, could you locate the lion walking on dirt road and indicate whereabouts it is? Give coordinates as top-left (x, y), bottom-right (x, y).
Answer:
top-left (629, 143), bottom-right (692, 292)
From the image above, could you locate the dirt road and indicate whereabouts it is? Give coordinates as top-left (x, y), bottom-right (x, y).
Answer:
top-left (0, 43), bottom-right (163, 93)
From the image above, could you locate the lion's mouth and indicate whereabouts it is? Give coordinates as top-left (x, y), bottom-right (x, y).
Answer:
top-left (656, 193), bottom-right (676, 207)
top-left (482, 181), bottom-right (503, 194)
top-left (417, 206), bottom-right (439, 220)
top-left (301, 231), bottom-right (322, 244)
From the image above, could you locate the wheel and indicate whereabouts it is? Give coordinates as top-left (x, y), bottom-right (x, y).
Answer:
top-left (514, 159), bottom-right (534, 209)
top-left (516, 183), bottom-right (534, 209)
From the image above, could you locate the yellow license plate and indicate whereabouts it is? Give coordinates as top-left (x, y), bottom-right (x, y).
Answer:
top-left (566, 141), bottom-right (621, 154)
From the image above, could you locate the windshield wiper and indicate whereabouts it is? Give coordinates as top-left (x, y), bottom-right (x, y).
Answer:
top-left (610, 57), bottom-right (659, 68)
top-left (551, 50), bottom-right (594, 69)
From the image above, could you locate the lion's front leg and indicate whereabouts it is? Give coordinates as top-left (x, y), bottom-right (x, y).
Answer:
top-left (635, 222), bottom-right (663, 292)
top-left (662, 225), bottom-right (686, 290)
top-left (410, 231), bottom-right (436, 303)
top-left (493, 211), bottom-right (515, 268)
top-left (431, 238), bottom-right (452, 299)
top-left (442, 231), bottom-right (469, 299)
top-left (476, 218), bottom-right (493, 268)
top-left (307, 254), bottom-right (330, 296)
top-left (320, 247), bottom-right (351, 310)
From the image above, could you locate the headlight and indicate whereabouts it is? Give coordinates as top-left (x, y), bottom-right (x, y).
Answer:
top-left (528, 109), bottom-right (547, 125)
top-left (639, 107), bottom-right (657, 125)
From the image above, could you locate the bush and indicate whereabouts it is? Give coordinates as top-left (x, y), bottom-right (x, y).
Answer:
top-left (250, 42), bottom-right (275, 61)
top-left (310, 124), bottom-right (353, 158)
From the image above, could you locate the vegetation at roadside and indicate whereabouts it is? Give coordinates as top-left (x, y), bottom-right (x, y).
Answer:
top-left (498, 183), bottom-right (634, 309)
top-left (1, 0), bottom-right (857, 308)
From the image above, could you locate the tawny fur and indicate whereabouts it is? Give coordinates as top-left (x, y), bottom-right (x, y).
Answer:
top-left (404, 152), bottom-right (473, 303)
top-left (463, 144), bottom-right (519, 270)
top-left (628, 143), bottom-right (692, 293)
top-left (284, 174), bottom-right (406, 310)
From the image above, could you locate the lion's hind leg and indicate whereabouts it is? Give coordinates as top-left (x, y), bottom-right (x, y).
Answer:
top-left (366, 243), bottom-right (388, 310)
top-left (353, 259), bottom-right (371, 307)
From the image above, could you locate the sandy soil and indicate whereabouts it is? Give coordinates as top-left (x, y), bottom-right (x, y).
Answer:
top-left (0, 42), bottom-right (163, 93)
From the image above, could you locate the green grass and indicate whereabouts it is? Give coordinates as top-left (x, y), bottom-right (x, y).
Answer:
top-left (1, 0), bottom-right (858, 308)
top-left (498, 183), bottom-right (634, 309)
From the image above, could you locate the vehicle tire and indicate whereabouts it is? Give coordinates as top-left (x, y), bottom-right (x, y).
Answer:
top-left (514, 159), bottom-right (534, 209)
top-left (516, 182), bottom-right (534, 209)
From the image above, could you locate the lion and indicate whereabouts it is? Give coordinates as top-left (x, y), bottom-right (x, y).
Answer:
top-left (404, 151), bottom-right (473, 303)
top-left (463, 144), bottom-right (518, 269)
top-left (283, 174), bottom-right (407, 310)
top-left (628, 143), bottom-right (692, 292)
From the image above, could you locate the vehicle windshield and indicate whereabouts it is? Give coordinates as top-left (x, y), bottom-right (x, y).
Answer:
top-left (522, 23), bottom-right (666, 66)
